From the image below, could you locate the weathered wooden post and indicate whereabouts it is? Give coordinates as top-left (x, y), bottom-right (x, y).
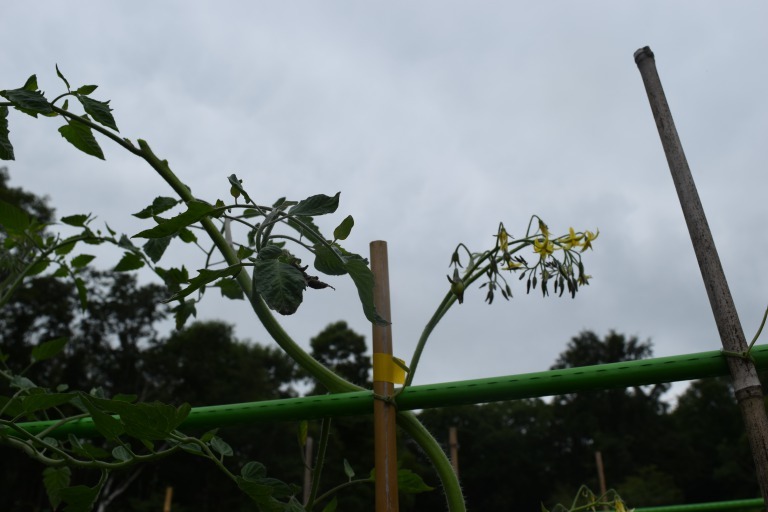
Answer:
top-left (635, 46), bottom-right (768, 504)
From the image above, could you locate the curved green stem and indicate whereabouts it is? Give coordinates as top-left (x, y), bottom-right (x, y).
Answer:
top-left (397, 411), bottom-right (465, 512)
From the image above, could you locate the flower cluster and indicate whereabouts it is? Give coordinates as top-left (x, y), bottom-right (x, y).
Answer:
top-left (448, 216), bottom-right (598, 304)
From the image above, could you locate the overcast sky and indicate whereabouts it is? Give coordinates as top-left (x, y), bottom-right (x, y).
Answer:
top-left (2, 2), bottom-right (767, 400)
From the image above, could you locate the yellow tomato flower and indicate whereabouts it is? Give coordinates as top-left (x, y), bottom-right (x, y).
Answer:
top-left (497, 227), bottom-right (509, 253)
top-left (533, 236), bottom-right (554, 259)
top-left (581, 229), bottom-right (599, 251)
top-left (559, 227), bottom-right (584, 250)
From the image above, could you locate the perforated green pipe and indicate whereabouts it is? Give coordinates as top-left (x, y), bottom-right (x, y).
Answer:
top-left (15, 345), bottom-right (768, 438)
top-left (635, 497), bottom-right (763, 512)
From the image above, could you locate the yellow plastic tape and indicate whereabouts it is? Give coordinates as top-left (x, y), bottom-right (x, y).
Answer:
top-left (372, 353), bottom-right (408, 385)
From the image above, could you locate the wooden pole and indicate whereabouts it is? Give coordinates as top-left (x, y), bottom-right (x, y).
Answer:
top-left (370, 241), bottom-right (399, 512)
top-left (449, 426), bottom-right (460, 478)
top-left (635, 46), bottom-right (768, 504)
top-left (163, 486), bottom-right (173, 512)
top-left (594, 451), bottom-right (607, 497)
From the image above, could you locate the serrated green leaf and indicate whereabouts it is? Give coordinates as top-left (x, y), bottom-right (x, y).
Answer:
top-left (236, 477), bottom-right (275, 505)
top-left (178, 227), bottom-right (197, 243)
top-left (27, 258), bottom-right (50, 276)
top-left (216, 278), bottom-right (244, 300)
top-left (165, 265), bottom-right (242, 302)
top-left (133, 200), bottom-right (220, 239)
top-left (132, 196), bottom-right (179, 219)
top-left (60, 214), bottom-right (89, 227)
top-left (31, 337), bottom-right (68, 362)
top-left (143, 236), bottom-right (171, 263)
top-left (0, 106), bottom-right (14, 160)
top-left (70, 254), bottom-right (96, 269)
top-left (211, 436), bottom-right (233, 457)
top-left (396, 468), bottom-right (434, 494)
top-left (59, 481), bottom-right (102, 512)
top-left (77, 95), bottom-right (118, 131)
top-left (43, 467), bottom-right (71, 510)
top-left (55, 64), bottom-right (71, 91)
top-left (75, 84), bottom-right (98, 95)
top-left (241, 461), bottom-right (267, 480)
top-left (58, 115), bottom-right (104, 159)
top-left (237, 246), bottom-right (255, 259)
top-left (0, 199), bottom-right (31, 233)
top-left (258, 244), bottom-right (284, 260)
top-left (346, 255), bottom-right (388, 326)
top-left (313, 244), bottom-right (347, 276)
top-left (55, 236), bottom-right (80, 256)
top-left (78, 396), bottom-right (124, 441)
top-left (200, 428), bottom-right (219, 443)
top-left (119, 401), bottom-right (189, 440)
top-left (171, 299), bottom-right (197, 330)
top-left (253, 259), bottom-right (306, 315)
top-left (1, 78), bottom-right (53, 117)
top-left (333, 215), bottom-right (354, 241)
top-left (113, 252), bottom-right (144, 272)
top-left (289, 192), bottom-right (340, 217)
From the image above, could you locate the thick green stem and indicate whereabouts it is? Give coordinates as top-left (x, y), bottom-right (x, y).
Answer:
top-left (397, 411), bottom-right (465, 512)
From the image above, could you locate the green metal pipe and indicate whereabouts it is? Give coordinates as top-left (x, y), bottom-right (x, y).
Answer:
top-left (635, 497), bottom-right (763, 512)
top-left (14, 345), bottom-right (768, 438)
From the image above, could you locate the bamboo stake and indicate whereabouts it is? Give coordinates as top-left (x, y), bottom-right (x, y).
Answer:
top-left (303, 436), bottom-right (314, 506)
top-left (634, 46), bottom-right (768, 504)
top-left (163, 486), bottom-right (173, 512)
top-left (449, 426), bottom-right (460, 478)
top-left (595, 451), bottom-right (607, 497)
top-left (370, 241), bottom-right (399, 512)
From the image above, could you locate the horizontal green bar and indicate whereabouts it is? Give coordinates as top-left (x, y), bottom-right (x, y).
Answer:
top-left (14, 345), bottom-right (768, 437)
top-left (635, 497), bottom-right (763, 512)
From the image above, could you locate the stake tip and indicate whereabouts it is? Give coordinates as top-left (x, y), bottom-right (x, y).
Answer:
top-left (634, 46), bottom-right (655, 64)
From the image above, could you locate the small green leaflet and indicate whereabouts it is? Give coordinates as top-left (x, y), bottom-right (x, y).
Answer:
top-left (76, 95), bottom-right (118, 131)
top-left (31, 337), bottom-right (68, 362)
top-left (0, 75), bottom-right (53, 118)
top-left (76, 85), bottom-right (98, 95)
top-left (133, 200), bottom-right (222, 239)
top-left (55, 64), bottom-right (71, 91)
top-left (59, 481), bottom-right (104, 512)
top-left (0, 106), bottom-right (13, 160)
top-left (58, 115), bottom-right (104, 159)
top-left (70, 254), bottom-right (96, 269)
top-left (114, 252), bottom-right (145, 272)
top-left (289, 192), bottom-right (340, 217)
top-left (165, 265), bottom-right (243, 302)
top-left (132, 196), bottom-right (179, 219)
top-left (333, 215), bottom-right (354, 241)
top-left (143, 236), bottom-right (172, 263)
top-left (211, 436), bottom-right (233, 457)
top-left (43, 467), bottom-right (71, 510)
top-left (60, 213), bottom-right (89, 227)
top-left (216, 278), bottom-right (244, 300)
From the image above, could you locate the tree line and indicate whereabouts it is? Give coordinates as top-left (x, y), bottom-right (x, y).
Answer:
top-left (1, 168), bottom-right (761, 510)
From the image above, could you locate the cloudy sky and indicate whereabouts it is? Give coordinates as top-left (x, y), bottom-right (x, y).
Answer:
top-left (2, 2), bottom-right (767, 400)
